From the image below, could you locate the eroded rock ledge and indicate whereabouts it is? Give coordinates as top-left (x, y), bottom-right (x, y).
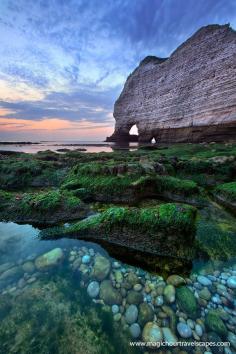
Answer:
top-left (107, 24), bottom-right (236, 143)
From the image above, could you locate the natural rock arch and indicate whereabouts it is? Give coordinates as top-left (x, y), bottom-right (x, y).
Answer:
top-left (106, 24), bottom-right (236, 144)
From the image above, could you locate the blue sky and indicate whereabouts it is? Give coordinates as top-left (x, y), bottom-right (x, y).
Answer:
top-left (0, 0), bottom-right (235, 140)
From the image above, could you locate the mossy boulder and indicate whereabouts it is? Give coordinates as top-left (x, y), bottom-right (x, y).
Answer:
top-left (0, 189), bottom-right (89, 224)
top-left (91, 255), bottom-right (111, 281)
top-left (35, 248), bottom-right (64, 270)
top-left (176, 286), bottom-right (198, 319)
top-left (53, 204), bottom-right (196, 259)
top-left (215, 182), bottom-right (236, 202)
top-left (205, 310), bottom-right (228, 338)
top-left (214, 182), bottom-right (236, 215)
top-left (99, 280), bottom-right (122, 305)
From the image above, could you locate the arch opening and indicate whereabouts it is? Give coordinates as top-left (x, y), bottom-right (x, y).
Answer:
top-left (128, 124), bottom-right (139, 142)
top-left (129, 124), bottom-right (138, 135)
top-left (151, 137), bottom-right (156, 144)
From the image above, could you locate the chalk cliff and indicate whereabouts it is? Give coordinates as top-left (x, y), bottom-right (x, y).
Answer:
top-left (107, 24), bottom-right (236, 143)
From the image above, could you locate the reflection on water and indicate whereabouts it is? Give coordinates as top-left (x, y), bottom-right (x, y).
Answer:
top-left (0, 222), bottom-right (236, 354)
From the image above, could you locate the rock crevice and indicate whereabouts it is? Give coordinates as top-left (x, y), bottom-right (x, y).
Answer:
top-left (107, 24), bottom-right (236, 143)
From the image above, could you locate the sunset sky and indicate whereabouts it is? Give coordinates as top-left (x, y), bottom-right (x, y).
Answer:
top-left (0, 0), bottom-right (235, 141)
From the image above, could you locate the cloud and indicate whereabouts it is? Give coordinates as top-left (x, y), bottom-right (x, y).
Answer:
top-left (0, 0), bottom-right (235, 140)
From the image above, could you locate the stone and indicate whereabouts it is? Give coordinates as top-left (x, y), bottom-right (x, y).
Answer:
top-left (129, 323), bottom-right (141, 338)
top-left (177, 323), bottom-right (192, 338)
top-left (35, 248), bottom-right (63, 270)
top-left (164, 284), bottom-right (175, 303)
top-left (228, 332), bottom-right (236, 350)
top-left (0, 266), bottom-right (23, 281)
top-left (0, 262), bottom-right (14, 274)
top-left (107, 25), bottom-right (236, 144)
top-left (162, 327), bottom-right (178, 344)
top-left (167, 275), bottom-right (186, 287)
top-left (227, 276), bottom-right (236, 289)
top-left (125, 305), bottom-right (138, 325)
top-left (133, 284), bottom-right (142, 291)
top-left (187, 319), bottom-right (195, 329)
top-left (113, 313), bottom-right (122, 321)
top-left (112, 304), bottom-right (119, 314)
top-left (112, 261), bottom-right (121, 269)
top-left (82, 255), bottom-right (91, 264)
top-left (155, 295), bottom-right (164, 306)
top-left (126, 290), bottom-right (143, 305)
top-left (206, 332), bottom-right (225, 354)
top-left (99, 280), bottom-right (122, 305)
top-left (114, 270), bottom-right (123, 283)
top-left (22, 261), bottom-right (35, 274)
top-left (199, 287), bottom-right (212, 301)
top-left (176, 286), bottom-right (198, 319)
top-left (205, 310), bottom-right (228, 338)
top-left (87, 281), bottom-right (100, 298)
top-left (197, 276), bottom-right (212, 287)
top-left (18, 278), bottom-right (26, 288)
top-left (138, 303), bottom-right (154, 326)
top-left (27, 276), bottom-right (36, 284)
top-left (195, 324), bottom-right (203, 337)
top-left (92, 255), bottom-right (111, 281)
top-left (162, 305), bottom-right (177, 333)
top-left (142, 322), bottom-right (163, 342)
top-left (123, 273), bottom-right (139, 289)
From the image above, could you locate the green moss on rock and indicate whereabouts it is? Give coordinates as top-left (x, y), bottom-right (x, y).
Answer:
top-left (215, 182), bottom-right (236, 203)
top-left (68, 203), bottom-right (196, 236)
top-left (176, 286), bottom-right (198, 319)
top-left (205, 310), bottom-right (228, 338)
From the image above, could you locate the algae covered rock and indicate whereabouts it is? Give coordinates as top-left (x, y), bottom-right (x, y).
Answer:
top-left (205, 310), bottom-right (228, 338)
top-left (35, 248), bottom-right (64, 270)
top-left (176, 286), bottom-right (198, 318)
top-left (164, 284), bottom-right (175, 303)
top-left (167, 274), bottom-right (186, 287)
top-left (57, 204), bottom-right (197, 259)
top-left (91, 255), bottom-right (111, 281)
top-left (126, 290), bottom-right (143, 305)
top-left (138, 303), bottom-right (154, 326)
top-left (123, 272), bottom-right (139, 289)
top-left (99, 280), bottom-right (122, 305)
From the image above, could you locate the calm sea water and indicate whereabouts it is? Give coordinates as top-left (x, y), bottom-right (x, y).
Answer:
top-left (0, 141), bottom-right (139, 154)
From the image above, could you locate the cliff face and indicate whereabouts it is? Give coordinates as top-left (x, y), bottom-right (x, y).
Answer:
top-left (107, 24), bottom-right (236, 143)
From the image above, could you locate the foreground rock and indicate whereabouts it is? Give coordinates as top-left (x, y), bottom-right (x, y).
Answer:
top-left (35, 248), bottom-right (64, 270)
top-left (107, 24), bottom-right (236, 143)
top-left (99, 280), bottom-right (122, 305)
top-left (42, 204), bottom-right (197, 260)
top-left (0, 189), bottom-right (89, 224)
top-left (213, 182), bottom-right (236, 215)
